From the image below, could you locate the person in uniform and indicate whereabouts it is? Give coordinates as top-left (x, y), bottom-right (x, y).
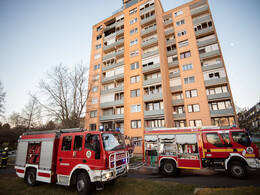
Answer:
top-left (0, 147), bottom-right (9, 169)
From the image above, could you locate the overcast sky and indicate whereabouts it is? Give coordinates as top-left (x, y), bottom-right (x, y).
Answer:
top-left (0, 0), bottom-right (259, 120)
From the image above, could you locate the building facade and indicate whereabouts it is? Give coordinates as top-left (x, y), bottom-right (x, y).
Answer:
top-left (85, 0), bottom-right (237, 153)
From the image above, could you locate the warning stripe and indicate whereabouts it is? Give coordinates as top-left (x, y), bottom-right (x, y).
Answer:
top-left (204, 148), bottom-right (244, 152)
top-left (16, 169), bottom-right (25, 174)
top-left (38, 172), bottom-right (51, 178)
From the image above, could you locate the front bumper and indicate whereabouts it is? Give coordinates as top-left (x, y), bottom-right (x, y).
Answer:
top-left (101, 164), bottom-right (128, 182)
top-left (246, 158), bottom-right (260, 168)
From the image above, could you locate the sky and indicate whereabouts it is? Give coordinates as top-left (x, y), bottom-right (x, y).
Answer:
top-left (0, 0), bottom-right (260, 121)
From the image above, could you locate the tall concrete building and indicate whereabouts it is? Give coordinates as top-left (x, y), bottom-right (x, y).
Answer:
top-left (85, 0), bottom-right (237, 153)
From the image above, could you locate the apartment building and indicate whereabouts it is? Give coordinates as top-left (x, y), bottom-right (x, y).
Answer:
top-left (85, 0), bottom-right (237, 153)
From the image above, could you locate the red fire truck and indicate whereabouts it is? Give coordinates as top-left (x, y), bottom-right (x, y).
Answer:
top-left (144, 126), bottom-right (260, 179)
top-left (15, 128), bottom-right (129, 194)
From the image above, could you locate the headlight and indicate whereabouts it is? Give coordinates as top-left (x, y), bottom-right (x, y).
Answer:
top-left (102, 172), bottom-right (113, 179)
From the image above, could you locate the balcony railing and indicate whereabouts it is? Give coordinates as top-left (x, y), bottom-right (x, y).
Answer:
top-left (169, 72), bottom-right (180, 79)
top-left (140, 15), bottom-right (156, 27)
top-left (102, 61), bottom-right (124, 72)
top-left (101, 85), bottom-right (124, 95)
top-left (167, 49), bottom-right (177, 57)
top-left (165, 28), bottom-right (174, 36)
top-left (195, 26), bottom-right (214, 36)
top-left (143, 77), bottom-right (161, 86)
top-left (197, 37), bottom-right (217, 48)
top-left (193, 15), bottom-right (211, 24)
top-left (190, 5), bottom-right (209, 16)
top-left (164, 18), bottom-right (173, 26)
top-left (210, 108), bottom-right (235, 116)
top-left (143, 92), bottom-right (163, 102)
top-left (168, 61), bottom-right (179, 68)
top-left (171, 85), bottom-right (182, 92)
top-left (101, 73), bottom-right (124, 84)
top-left (103, 39), bottom-right (124, 52)
top-left (103, 49), bottom-right (124, 61)
top-left (142, 49), bottom-right (159, 59)
top-left (142, 63), bottom-right (160, 74)
top-left (207, 92), bottom-right (231, 100)
top-left (200, 49), bottom-right (220, 60)
top-left (141, 25), bottom-right (157, 37)
top-left (166, 38), bottom-right (176, 45)
top-left (144, 109), bottom-right (164, 117)
top-left (100, 99), bottom-right (124, 108)
top-left (140, 4), bottom-right (155, 15)
top-left (173, 113), bottom-right (186, 120)
top-left (204, 77), bottom-right (228, 87)
top-left (141, 37), bottom-right (158, 49)
top-left (100, 114), bottom-right (124, 121)
top-left (172, 99), bottom-right (184, 105)
top-left (202, 62), bottom-right (223, 72)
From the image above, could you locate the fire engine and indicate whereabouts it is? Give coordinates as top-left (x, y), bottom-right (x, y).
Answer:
top-left (15, 128), bottom-right (129, 194)
top-left (144, 126), bottom-right (260, 179)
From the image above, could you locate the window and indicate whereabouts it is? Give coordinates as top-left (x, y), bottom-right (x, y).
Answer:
top-left (186, 89), bottom-right (198, 98)
top-left (175, 120), bottom-right (186, 127)
top-left (144, 84), bottom-right (162, 95)
top-left (189, 120), bottom-right (202, 127)
top-left (94, 64), bottom-right (100, 70)
top-left (177, 29), bottom-right (187, 37)
top-left (132, 137), bottom-right (142, 147)
top-left (130, 38), bottom-right (138, 46)
top-left (130, 28), bottom-right (138, 35)
top-left (166, 44), bottom-right (177, 52)
top-left (131, 120), bottom-right (141, 129)
top-left (209, 100), bottom-right (232, 111)
top-left (231, 131), bottom-right (251, 147)
top-left (182, 63), bottom-right (193, 71)
top-left (62, 136), bottom-right (72, 151)
top-left (206, 86), bottom-right (228, 95)
top-left (97, 25), bottom-right (103, 31)
top-left (89, 124), bottom-right (96, 131)
top-left (95, 53), bottom-right (101, 59)
top-left (184, 76), bottom-right (195, 84)
top-left (146, 101), bottom-right (164, 111)
top-left (93, 74), bottom-right (99, 81)
top-left (146, 119), bottom-right (165, 128)
top-left (96, 44), bottom-right (101, 50)
top-left (116, 107), bottom-right (124, 114)
top-left (206, 133), bottom-right (222, 147)
top-left (176, 19), bottom-right (185, 26)
top-left (129, 8), bottom-right (137, 15)
top-left (92, 86), bottom-right (99, 92)
top-left (131, 104), bottom-right (141, 113)
top-left (130, 50), bottom-right (139, 58)
top-left (174, 10), bottom-right (183, 17)
top-left (92, 98), bottom-right (98, 104)
top-left (220, 133), bottom-right (231, 145)
top-left (130, 75), bottom-right (140, 83)
top-left (194, 21), bottom-right (213, 32)
top-left (180, 51), bottom-right (191, 59)
top-left (209, 72), bottom-right (220, 79)
top-left (73, 135), bottom-right (83, 151)
top-left (90, 110), bottom-right (97, 118)
top-left (211, 117), bottom-right (235, 126)
top-left (130, 18), bottom-right (137, 25)
top-left (130, 62), bottom-right (139, 70)
top-left (96, 35), bottom-right (102, 40)
top-left (178, 40), bottom-right (189, 48)
top-left (187, 104), bottom-right (200, 112)
top-left (173, 106), bottom-right (185, 114)
top-left (130, 89), bottom-right (140, 97)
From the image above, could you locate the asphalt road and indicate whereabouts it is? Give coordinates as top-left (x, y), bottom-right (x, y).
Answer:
top-left (128, 165), bottom-right (260, 187)
top-left (2, 164), bottom-right (260, 188)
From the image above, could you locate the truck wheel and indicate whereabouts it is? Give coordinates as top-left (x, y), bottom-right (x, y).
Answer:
top-left (77, 172), bottom-right (91, 195)
top-left (161, 160), bottom-right (177, 177)
top-left (229, 161), bottom-right (248, 179)
top-left (26, 168), bottom-right (37, 187)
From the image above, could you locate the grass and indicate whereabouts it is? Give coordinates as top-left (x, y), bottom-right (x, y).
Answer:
top-left (197, 187), bottom-right (260, 195)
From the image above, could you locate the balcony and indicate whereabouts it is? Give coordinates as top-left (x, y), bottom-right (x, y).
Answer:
top-left (143, 92), bottom-right (163, 102)
top-left (140, 4), bottom-right (155, 15)
top-left (101, 73), bottom-right (124, 84)
top-left (166, 38), bottom-right (176, 45)
top-left (207, 92), bottom-right (231, 100)
top-left (172, 99), bottom-right (184, 105)
top-left (104, 23), bottom-right (116, 32)
top-left (169, 72), bottom-right (180, 79)
top-left (143, 77), bottom-right (161, 86)
top-left (116, 29), bottom-right (124, 37)
top-left (144, 109), bottom-right (164, 117)
top-left (173, 113), bottom-right (186, 120)
top-left (197, 37), bottom-right (217, 47)
top-left (200, 49), bottom-right (220, 60)
top-left (141, 25), bottom-right (157, 37)
top-left (171, 85), bottom-right (182, 92)
top-left (142, 49), bottom-right (159, 58)
top-left (168, 61), bottom-right (179, 68)
top-left (210, 108), bottom-right (235, 117)
top-left (103, 39), bottom-right (124, 53)
top-left (193, 15), bottom-right (211, 25)
top-left (165, 28), bottom-right (174, 36)
top-left (164, 18), bottom-right (173, 26)
top-left (102, 61), bottom-right (124, 72)
top-left (100, 99), bottom-right (124, 108)
top-left (100, 114), bottom-right (124, 121)
top-left (103, 49), bottom-right (124, 61)
top-left (141, 15), bottom-right (156, 27)
top-left (142, 63), bottom-right (160, 74)
top-left (190, 5), bottom-right (209, 16)
top-left (101, 86), bottom-right (124, 95)
top-left (202, 62), bottom-right (223, 72)
top-left (204, 77), bottom-right (228, 87)
top-left (167, 49), bottom-right (177, 57)
top-left (195, 26), bottom-right (214, 37)
top-left (141, 37), bottom-right (158, 49)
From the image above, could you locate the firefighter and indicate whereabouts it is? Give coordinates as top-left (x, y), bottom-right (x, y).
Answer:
top-left (0, 147), bottom-right (9, 169)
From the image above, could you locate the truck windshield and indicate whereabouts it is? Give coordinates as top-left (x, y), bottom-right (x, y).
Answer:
top-left (102, 133), bottom-right (125, 151)
top-left (232, 131), bottom-right (251, 146)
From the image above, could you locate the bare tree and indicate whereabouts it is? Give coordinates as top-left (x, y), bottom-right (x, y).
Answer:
top-left (8, 112), bottom-right (25, 127)
top-left (31, 63), bottom-right (92, 128)
top-left (0, 80), bottom-right (6, 117)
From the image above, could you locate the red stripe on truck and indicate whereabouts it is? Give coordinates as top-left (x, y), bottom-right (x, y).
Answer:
top-left (16, 169), bottom-right (25, 173)
top-left (38, 172), bottom-right (51, 178)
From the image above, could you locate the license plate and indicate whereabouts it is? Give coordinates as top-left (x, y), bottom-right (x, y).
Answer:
top-left (116, 168), bottom-right (125, 175)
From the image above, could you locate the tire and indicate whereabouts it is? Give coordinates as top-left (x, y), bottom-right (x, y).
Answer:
top-left (76, 172), bottom-right (92, 195)
top-left (26, 168), bottom-right (37, 187)
top-left (161, 160), bottom-right (177, 177)
top-left (228, 161), bottom-right (248, 179)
